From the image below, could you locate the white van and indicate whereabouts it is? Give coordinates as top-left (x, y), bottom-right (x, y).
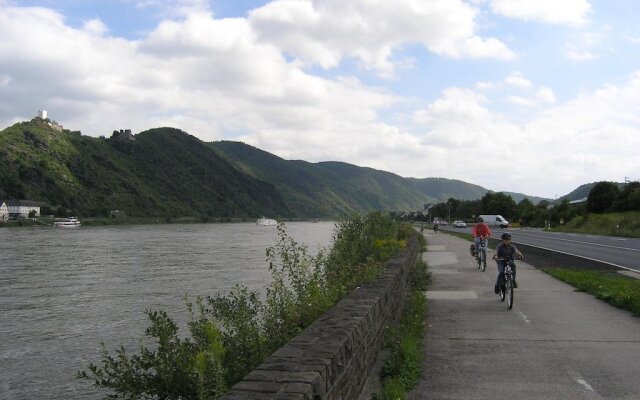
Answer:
top-left (479, 215), bottom-right (510, 228)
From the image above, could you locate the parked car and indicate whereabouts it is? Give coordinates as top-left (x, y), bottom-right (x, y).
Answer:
top-left (453, 220), bottom-right (466, 228)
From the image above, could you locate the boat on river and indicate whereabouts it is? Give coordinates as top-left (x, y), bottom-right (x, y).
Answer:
top-left (53, 217), bottom-right (81, 228)
top-left (256, 217), bottom-right (277, 226)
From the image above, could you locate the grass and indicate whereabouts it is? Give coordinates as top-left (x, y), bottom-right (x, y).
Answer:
top-left (544, 268), bottom-right (640, 316)
top-left (374, 258), bottom-right (430, 399)
top-left (551, 211), bottom-right (640, 238)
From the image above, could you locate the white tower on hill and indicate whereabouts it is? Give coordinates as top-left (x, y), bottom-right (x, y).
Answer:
top-left (38, 109), bottom-right (48, 119)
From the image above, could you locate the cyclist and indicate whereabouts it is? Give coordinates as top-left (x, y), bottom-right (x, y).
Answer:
top-left (433, 222), bottom-right (439, 234)
top-left (470, 217), bottom-right (492, 257)
top-left (492, 232), bottom-right (523, 293)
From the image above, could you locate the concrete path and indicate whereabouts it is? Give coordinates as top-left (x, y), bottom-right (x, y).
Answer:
top-left (409, 231), bottom-right (640, 400)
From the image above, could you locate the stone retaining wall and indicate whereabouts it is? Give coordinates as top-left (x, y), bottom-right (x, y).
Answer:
top-left (220, 236), bottom-right (420, 400)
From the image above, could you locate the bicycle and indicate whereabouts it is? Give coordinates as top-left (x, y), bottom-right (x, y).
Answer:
top-left (475, 237), bottom-right (488, 272)
top-left (496, 257), bottom-right (519, 310)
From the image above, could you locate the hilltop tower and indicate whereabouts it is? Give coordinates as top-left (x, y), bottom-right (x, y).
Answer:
top-left (37, 109), bottom-right (47, 119)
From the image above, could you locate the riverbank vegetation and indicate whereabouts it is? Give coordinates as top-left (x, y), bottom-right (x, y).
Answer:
top-left (78, 212), bottom-right (416, 399)
top-left (375, 257), bottom-right (430, 400)
top-left (544, 268), bottom-right (640, 316)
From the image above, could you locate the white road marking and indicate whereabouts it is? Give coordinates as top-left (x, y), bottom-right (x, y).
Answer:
top-left (519, 312), bottom-right (530, 323)
top-left (567, 369), bottom-right (603, 398)
top-left (576, 377), bottom-right (594, 392)
top-left (511, 231), bottom-right (640, 252)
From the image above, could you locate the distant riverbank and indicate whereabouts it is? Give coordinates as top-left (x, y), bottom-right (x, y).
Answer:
top-left (0, 216), bottom-right (333, 228)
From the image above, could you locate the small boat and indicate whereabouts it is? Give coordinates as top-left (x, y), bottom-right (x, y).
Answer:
top-left (256, 217), bottom-right (277, 226)
top-left (53, 217), bottom-right (81, 228)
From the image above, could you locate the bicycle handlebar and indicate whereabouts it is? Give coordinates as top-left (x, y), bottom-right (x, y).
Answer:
top-left (495, 256), bottom-right (523, 261)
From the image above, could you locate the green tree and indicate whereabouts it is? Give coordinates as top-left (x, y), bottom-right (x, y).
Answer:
top-left (613, 181), bottom-right (640, 211)
top-left (587, 181), bottom-right (620, 214)
top-left (516, 198), bottom-right (535, 226)
top-left (481, 192), bottom-right (517, 219)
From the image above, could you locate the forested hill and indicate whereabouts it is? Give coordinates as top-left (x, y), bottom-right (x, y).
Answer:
top-left (208, 141), bottom-right (550, 214)
top-left (0, 119), bottom-right (287, 218)
top-left (209, 140), bottom-right (442, 216)
top-left (0, 120), bottom-right (547, 218)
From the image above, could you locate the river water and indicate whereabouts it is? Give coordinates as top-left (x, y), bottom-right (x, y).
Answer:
top-left (0, 221), bottom-right (336, 399)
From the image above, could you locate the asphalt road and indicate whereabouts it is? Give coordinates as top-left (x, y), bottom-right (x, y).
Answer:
top-left (409, 231), bottom-right (640, 400)
top-left (438, 225), bottom-right (640, 272)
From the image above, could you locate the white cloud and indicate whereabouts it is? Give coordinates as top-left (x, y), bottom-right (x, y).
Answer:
top-left (565, 30), bottom-right (605, 61)
top-left (505, 71), bottom-right (533, 88)
top-left (536, 87), bottom-right (556, 104)
top-left (566, 50), bottom-right (596, 60)
top-left (624, 34), bottom-right (640, 44)
top-left (249, 0), bottom-right (515, 77)
top-left (475, 81), bottom-right (495, 90)
top-left (134, 0), bottom-right (211, 17)
top-left (82, 18), bottom-right (108, 36)
top-left (410, 72), bottom-right (640, 196)
top-left (508, 95), bottom-right (536, 107)
top-left (490, 0), bottom-right (591, 27)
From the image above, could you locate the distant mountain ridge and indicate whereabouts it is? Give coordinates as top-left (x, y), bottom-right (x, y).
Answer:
top-left (208, 141), bottom-right (551, 212)
top-left (1, 120), bottom-right (550, 218)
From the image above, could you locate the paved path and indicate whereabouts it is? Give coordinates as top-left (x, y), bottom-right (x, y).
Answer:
top-left (409, 231), bottom-right (640, 400)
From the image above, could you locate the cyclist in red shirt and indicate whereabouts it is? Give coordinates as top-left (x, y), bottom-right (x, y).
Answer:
top-left (471, 217), bottom-right (492, 256)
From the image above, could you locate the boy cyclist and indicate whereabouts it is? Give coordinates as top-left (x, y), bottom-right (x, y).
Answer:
top-left (492, 232), bottom-right (523, 293)
top-left (470, 217), bottom-right (492, 256)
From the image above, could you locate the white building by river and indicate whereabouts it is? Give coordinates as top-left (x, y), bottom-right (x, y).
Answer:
top-left (5, 200), bottom-right (40, 219)
top-left (0, 201), bottom-right (8, 221)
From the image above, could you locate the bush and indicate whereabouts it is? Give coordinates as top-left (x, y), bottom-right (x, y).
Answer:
top-left (554, 211), bottom-right (640, 237)
top-left (79, 213), bottom-right (413, 399)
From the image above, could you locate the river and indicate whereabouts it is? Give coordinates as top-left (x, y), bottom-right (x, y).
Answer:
top-left (0, 221), bottom-right (336, 399)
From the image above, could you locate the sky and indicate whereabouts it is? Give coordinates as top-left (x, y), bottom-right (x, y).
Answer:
top-left (1, 0), bottom-right (639, 199)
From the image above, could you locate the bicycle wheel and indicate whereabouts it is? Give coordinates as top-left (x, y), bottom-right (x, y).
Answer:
top-left (506, 275), bottom-right (514, 309)
top-left (480, 249), bottom-right (486, 272)
top-left (499, 279), bottom-right (506, 301)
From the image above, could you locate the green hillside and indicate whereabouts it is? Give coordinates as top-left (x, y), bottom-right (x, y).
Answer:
top-left (0, 119), bottom-right (287, 218)
top-left (210, 141), bottom-right (439, 216)
top-left (406, 177), bottom-right (487, 201)
top-left (209, 141), bottom-right (549, 214)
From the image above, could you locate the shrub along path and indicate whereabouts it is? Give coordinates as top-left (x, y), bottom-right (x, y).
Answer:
top-left (409, 231), bottom-right (640, 400)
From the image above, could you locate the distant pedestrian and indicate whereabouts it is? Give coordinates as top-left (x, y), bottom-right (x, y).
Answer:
top-left (433, 223), bottom-right (438, 234)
